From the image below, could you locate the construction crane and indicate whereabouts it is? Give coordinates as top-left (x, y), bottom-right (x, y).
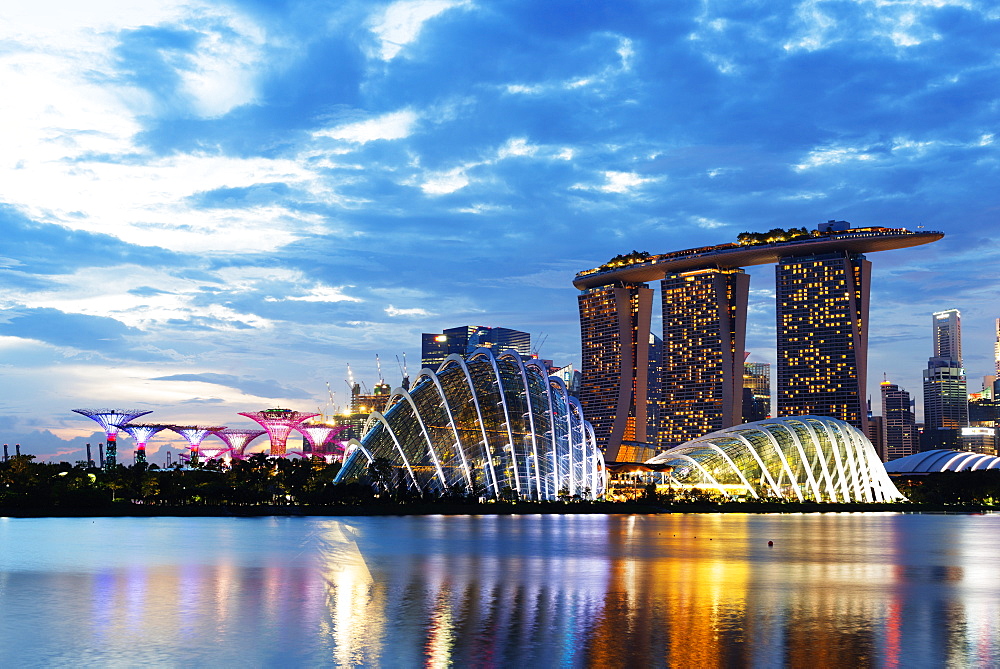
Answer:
top-left (396, 353), bottom-right (410, 389)
top-left (532, 333), bottom-right (548, 358)
top-left (376, 354), bottom-right (384, 384)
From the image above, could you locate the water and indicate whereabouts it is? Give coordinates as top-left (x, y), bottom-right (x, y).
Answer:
top-left (1, 513), bottom-right (998, 668)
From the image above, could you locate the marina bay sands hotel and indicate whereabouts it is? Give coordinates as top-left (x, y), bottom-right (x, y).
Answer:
top-left (574, 221), bottom-right (943, 461)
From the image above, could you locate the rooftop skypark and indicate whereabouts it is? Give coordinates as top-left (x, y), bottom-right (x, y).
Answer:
top-left (574, 224), bottom-right (943, 289)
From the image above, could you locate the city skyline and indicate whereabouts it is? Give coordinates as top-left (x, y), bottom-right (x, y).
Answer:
top-left (2, 1), bottom-right (999, 462)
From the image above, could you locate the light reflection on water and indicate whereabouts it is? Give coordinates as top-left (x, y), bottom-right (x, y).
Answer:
top-left (1, 513), bottom-right (998, 667)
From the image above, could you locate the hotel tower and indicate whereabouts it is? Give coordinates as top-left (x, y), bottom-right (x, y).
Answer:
top-left (574, 222), bottom-right (942, 459)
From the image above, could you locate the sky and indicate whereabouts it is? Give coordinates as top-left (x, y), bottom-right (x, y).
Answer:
top-left (1, 0), bottom-right (999, 464)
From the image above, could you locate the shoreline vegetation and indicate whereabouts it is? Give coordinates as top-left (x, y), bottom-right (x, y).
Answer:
top-left (3, 453), bottom-right (999, 518)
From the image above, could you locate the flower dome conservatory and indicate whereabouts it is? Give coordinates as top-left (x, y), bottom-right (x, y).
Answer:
top-left (645, 416), bottom-right (904, 502)
top-left (334, 349), bottom-right (607, 500)
top-left (884, 449), bottom-right (1000, 473)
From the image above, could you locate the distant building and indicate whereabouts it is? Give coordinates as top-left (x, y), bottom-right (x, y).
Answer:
top-left (867, 415), bottom-right (886, 462)
top-left (421, 325), bottom-right (531, 369)
top-left (647, 333), bottom-right (663, 448)
top-left (881, 380), bottom-right (918, 460)
top-left (922, 310), bottom-right (968, 449)
top-left (742, 361), bottom-right (771, 423)
top-left (960, 427), bottom-right (998, 456)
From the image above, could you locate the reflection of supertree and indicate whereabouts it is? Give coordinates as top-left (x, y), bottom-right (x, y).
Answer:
top-left (122, 423), bottom-right (169, 464)
top-left (169, 425), bottom-right (226, 464)
top-left (296, 424), bottom-right (350, 459)
top-left (238, 408), bottom-right (319, 456)
top-left (211, 428), bottom-right (267, 460)
top-left (72, 409), bottom-right (153, 468)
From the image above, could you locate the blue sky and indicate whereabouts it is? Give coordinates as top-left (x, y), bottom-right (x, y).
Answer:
top-left (1, 0), bottom-right (998, 462)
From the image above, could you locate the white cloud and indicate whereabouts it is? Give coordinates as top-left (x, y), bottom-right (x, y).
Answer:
top-left (420, 166), bottom-right (471, 194)
top-left (314, 109), bottom-right (420, 144)
top-left (370, 0), bottom-right (471, 61)
top-left (282, 285), bottom-right (363, 303)
top-left (691, 216), bottom-right (727, 229)
top-left (385, 305), bottom-right (433, 317)
top-left (576, 171), bottom-right (656, 194)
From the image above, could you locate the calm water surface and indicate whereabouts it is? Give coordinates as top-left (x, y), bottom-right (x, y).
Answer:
top-left (0, 513), bottom-right (998, 668)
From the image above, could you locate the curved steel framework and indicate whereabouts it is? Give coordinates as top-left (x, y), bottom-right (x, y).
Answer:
top-left (884, 449), bottom-right (1000, 473)
top-left (335, 349), bottom-right (606, 500)
top-left (122, 423), bottom-right (169, 464)
top-left (646, 416), bottom-right (904, 502)
top-left (211, 428), bottom-right (267, 460)
top-left (296, 424), bottom-right (349, 459)
top-left (72, 409), bottom-right (153, 467)
top-left (170, 425), bottom-right (226, 462)
top-left (238, 409), bottom-right (319, 456)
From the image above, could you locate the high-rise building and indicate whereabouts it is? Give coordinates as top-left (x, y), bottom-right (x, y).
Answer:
top-left (881, 380), bottom-right (917, 460)
top-left (577, 283), bottom-right (653, 461)
top-left (775, 251), bottom-right (871, 433)
top-left (421, 325), bottom-right (531, 369)
top-left (647, 333), bottom-right (663, 446)
top-left (994, 318), bottom-right (1000, 376)
top-left (574, 224), bottom-right (941, 460)
top-left (743, 361), bottom-right (771, 423)
top-left (922, 310), bottom-right (968, 439)
top-left (658, 268), bottom-right (749, 446)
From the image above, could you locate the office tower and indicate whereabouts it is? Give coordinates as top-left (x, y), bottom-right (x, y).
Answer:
top-left (881, 380), bottom-right (917, 460)
top-left (743, 361), bottom-right (771, 423)
top-left (995, 318), bottom-right (1000, 376)
top-left (577, 283), bottom-right (653, 461)
top-left (866, 415), bottom-right (886, 462)
top-left (922, 310), bottom-right (968, 438)
top-left (421, 325), bottom-right (531, 369)
top-left (775, 251), bottom-right (871, 432)
top-left (932, 309), bottom-right (962, 361)
top-left (658, 268), bottom-right (749, 446)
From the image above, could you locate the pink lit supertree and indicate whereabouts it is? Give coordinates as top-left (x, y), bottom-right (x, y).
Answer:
top-left (169, 425), bottom-right (226, 464)
top-left (296, 423), bottom-right (350, 461)
top-left (72, 409), bottom-right (152, 468)
top-left (122, 423), bottom-right (169, 464)
top-left (238, 408), bottom-right (319, 457)
top-left (211, 428), bottom-right (267, 460)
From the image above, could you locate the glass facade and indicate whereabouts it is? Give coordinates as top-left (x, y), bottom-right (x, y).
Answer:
top-left (335, 349), bottom-right (606, 500)
top-left (659, 268), bottom-right (749, 447)
top-left (577, 283), bottom-right (653, 461)
top-left (775, 252), bottom-right (871, 432)
top-left (645, 416), bottom-right (903, 502)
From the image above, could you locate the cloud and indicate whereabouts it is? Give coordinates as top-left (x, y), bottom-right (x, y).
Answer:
top-left (370, 0), bottom-right (471, 61)
top-left (385, 305), bottom-right (434, 317)
top-left (151, 373), bottom-right (312, 400)
top-left (0, 307), bottom-right (140, 354)
top-left (313, 109), bottom-right (420, 143)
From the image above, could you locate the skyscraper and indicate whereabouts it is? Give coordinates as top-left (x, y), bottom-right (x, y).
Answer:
top-left (922, 309), bottom-right (968, 437)
top-left (658, 268), bottom-right (749, 446)
top-left (881, 380), bottom-right (917, 460)
top-left (994, 318), bottom-right (1000, 376)
top-left (577, 283), bottom-right (653, 461)
top-left (574, 224), bottom-right (941, 460)
top-left (775, 251), bottom-right (871, 432)
top-left (421, 325), bottom-right (531, 369)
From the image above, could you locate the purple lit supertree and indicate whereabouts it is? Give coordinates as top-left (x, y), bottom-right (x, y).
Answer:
top-left (122, 423), bottom-right (169, 464)
top-left (296, 423), bottom-right (350, 461)
top-left (72, 409), bottom-right (152, 468)
top-left (238, 408), bottom-right (319, 456)
top-left (210, 428), bottom-right (267, 460)
top-left (169, 425), bottom-right (226, 464)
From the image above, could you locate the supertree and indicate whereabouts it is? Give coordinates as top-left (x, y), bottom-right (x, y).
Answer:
top-left (121, 423), bottom-right (169, 464)
top-left (169, 425), bottom-right (226, 464)
top-left (210, 428), bottom-right (267, 460)
top-left (296, 423), bottom-right (350, 461)
top-left (238, 408), bottom-right (319, 456)
top-left (72, 409), bottom-right (152, 468)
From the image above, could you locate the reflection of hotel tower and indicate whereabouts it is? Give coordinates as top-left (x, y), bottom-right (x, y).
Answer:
top-left (575, 222), bottom-right (943, 460)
